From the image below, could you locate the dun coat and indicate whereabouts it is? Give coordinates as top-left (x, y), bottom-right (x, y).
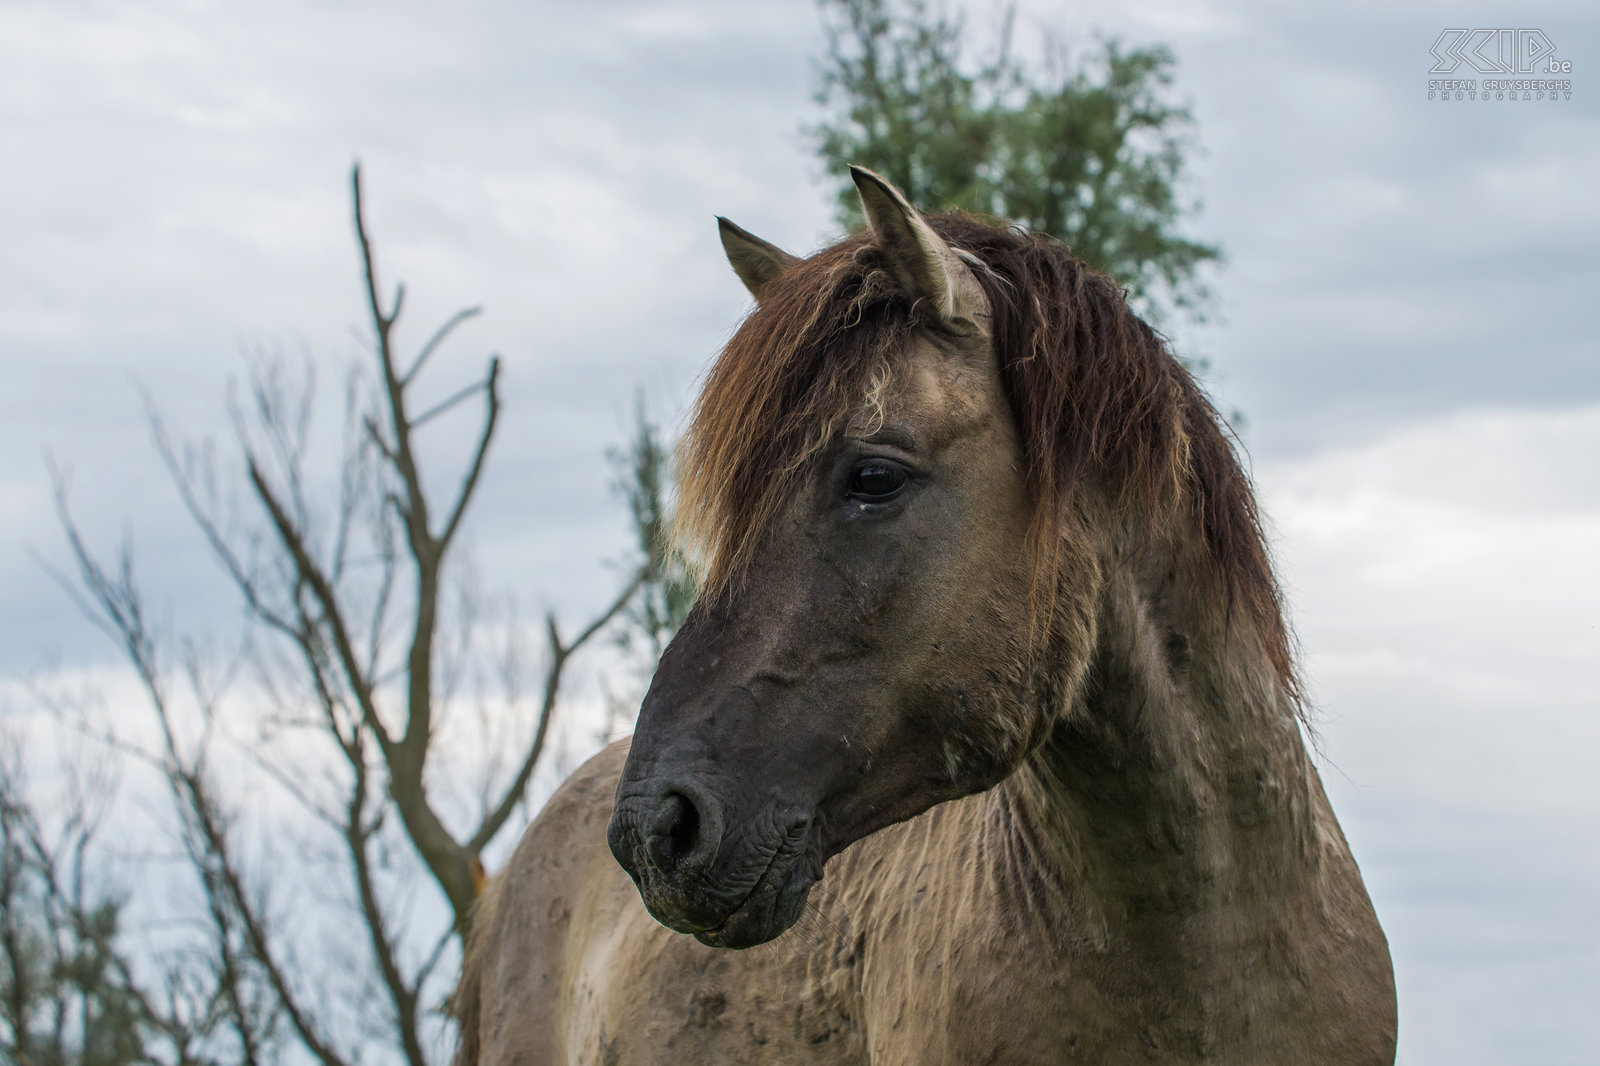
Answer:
top-left (452, 167), bottom-right (1398, 1065)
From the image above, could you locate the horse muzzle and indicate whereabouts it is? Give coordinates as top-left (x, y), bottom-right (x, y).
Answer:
top-left (607, 781), bottom-right (820, 949)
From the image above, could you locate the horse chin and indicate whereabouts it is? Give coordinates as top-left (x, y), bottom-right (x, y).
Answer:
top-left (691, 877), bottom-right (812, 950)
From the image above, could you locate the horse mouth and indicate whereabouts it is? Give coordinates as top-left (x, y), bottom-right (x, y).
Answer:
top-left (689, 845), bottom-right (815, 949)
top-left (609, 786), bottom-right (823, 949)
top-left (628, 819), bottom-right (817, 950)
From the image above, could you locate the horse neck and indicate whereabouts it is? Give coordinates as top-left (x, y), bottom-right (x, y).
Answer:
top-left (997, 519), bottom-right (1325, 944)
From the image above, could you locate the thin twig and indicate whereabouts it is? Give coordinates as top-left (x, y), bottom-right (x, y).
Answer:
top-left (402, 306), bottom-right (481, 387)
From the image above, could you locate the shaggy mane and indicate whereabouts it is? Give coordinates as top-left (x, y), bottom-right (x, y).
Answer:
top-left (676, 215), bottom-right (1299, 706)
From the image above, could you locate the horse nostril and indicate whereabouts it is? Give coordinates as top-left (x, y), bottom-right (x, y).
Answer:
top-left (647, 791), bottom-right (702, 868)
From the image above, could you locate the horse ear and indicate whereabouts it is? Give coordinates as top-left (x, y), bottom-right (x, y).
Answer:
top-left (717, 216), bottom-right (799, 299)
top-left (850, 165), bottom-right (985, 327)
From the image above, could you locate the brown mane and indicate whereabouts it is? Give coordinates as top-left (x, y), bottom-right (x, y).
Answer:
top-left (676, 214), bottom-right (1299, 709)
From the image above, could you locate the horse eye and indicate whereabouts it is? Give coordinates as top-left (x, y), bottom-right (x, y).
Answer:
top-left (848, 459), bottom-right (909, 502)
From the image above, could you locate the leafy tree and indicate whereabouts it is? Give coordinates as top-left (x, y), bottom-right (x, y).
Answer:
top-left (0, 746), bottom-right (199, 1066)
top-left (591, 399), bottom-right (697, 748)
top-left (611, 397), bottom-right (696, 669)
top-left (812, 0), bottom-right (1220, 322)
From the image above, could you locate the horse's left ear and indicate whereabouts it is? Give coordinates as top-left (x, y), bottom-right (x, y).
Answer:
top-left (850, 165), bottom-right (988, 329)
top-left (717, 216), bottom-right (800, 300)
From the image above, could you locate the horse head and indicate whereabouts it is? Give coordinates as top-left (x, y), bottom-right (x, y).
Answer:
top-left (606, 168), bottom-right (1100, 948)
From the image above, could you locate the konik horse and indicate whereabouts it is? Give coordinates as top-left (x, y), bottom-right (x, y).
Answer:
top-left (453, 167), bottom-right (1397, 1064)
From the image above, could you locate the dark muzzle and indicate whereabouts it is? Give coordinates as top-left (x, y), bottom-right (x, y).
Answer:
top-left (607, 776), bottom-right (820, 948)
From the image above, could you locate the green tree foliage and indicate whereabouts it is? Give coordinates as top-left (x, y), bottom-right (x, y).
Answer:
top-left (812, 0), bottom-right (1220, 322)
top-left (611, 399), bottom-right (696, 667)
top-left (1, 758), bottom-right (151, 1066)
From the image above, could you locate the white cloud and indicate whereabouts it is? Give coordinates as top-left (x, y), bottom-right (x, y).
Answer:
top-left (1259, 404), bottom-right (1600, 1065)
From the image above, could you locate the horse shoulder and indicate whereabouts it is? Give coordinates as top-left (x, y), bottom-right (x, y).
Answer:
top-left (457, 740), bottom-right (636, 1066)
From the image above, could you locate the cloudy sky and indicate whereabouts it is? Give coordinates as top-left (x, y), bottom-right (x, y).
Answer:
top-left (2, 1), bottom-right (1596, 1062)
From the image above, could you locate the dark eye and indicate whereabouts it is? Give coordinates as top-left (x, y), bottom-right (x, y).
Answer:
top-left (848, 459), bottom-right (909, 502)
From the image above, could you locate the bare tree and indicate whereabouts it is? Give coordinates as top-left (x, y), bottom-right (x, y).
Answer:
top-left (41, 165), bottom-right (653, 1065)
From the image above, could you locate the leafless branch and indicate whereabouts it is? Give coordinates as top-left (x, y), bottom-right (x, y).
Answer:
top-left (403, 306), bottom-right (482, 387)
top-left (467, 562), bottom-right (647, 854)
top-left (438, 357), bottom-right (500, 551)
top-left (32, 163), bottom-right (660, 1066)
